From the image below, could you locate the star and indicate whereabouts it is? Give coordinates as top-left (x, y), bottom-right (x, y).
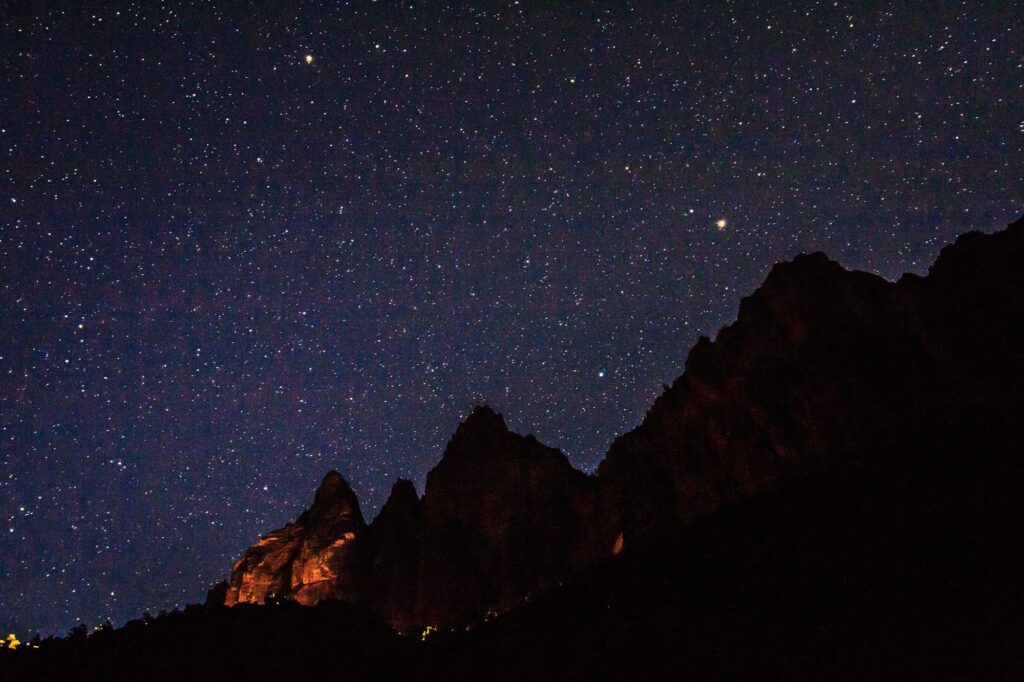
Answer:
top-left (716, 219), bottom-right (728, 230)
top-left (305, 55), bottom-right (314, 64)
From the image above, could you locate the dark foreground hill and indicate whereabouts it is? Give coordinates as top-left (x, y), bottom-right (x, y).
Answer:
top-left (3, 216), bottom-right (1023, 680)
top-left (4, 407), bottom-right (1022, 680)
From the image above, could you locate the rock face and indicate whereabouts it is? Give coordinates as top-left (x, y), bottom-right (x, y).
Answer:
top-left (603, 219), bottom-right (1024, 541)
top-left (225, 407), bottom-right (607, 630)
top-left (224, 216), bottom-right (1024, 632)
top-left (361, 479), bottom-right (422, 633)
top-left (599, 252), bottom-right (914, 539)
top-left (225, 471), bottom-right (366, 607)
top-left (414, 406), bottom-right (605, 627)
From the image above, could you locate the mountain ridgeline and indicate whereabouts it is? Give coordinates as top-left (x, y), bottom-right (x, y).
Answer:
top-left (222, 217), bottom-right (1024, 634)
top-left (8, 216), bottom-right (1024, 680)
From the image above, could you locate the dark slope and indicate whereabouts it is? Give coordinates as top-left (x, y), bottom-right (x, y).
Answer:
top-left (362, 478), bottom-right (422, 633)
top-left (0, 601), bottom-right (410, 682)
top-left (423, 405), bottom-right (1024, 681)
top-left (599, 218), bottom-right (1024, 544)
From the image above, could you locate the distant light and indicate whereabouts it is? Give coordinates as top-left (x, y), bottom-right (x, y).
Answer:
top-left (598, 370), bottom-right (606, 379)
top-left (305, 55), bottom-right (314, 64)
top-left (716, 218), bottom-right (728, 230)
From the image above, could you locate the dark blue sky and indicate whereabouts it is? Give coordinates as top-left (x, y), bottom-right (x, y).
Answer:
top-left (1, 1), bottom-right (1021, 636)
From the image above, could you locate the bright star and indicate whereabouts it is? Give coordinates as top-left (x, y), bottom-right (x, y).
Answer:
top-left (716, 218), bottom-right (727, 230)
top-left (305, 55), bottom-right (314, 64)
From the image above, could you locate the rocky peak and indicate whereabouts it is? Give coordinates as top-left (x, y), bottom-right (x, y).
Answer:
top-left (362, 479), bottom-right (423, 633)
top-left (306, 470), bottom-right (365, 528)
top-left (425, 406), bottom-right (538, 485)
top-left (922, 216), bottom-right (1024, 309)
top-left (375, 479), bottom-right (420, 525)
top-left (764, 251), bottom-right (841, 285)
top-left (447, 405), bottom-right (509, 449)
top-left (463, 403), bottom-right (506, 427)
top-left (427, 405), bottom-right (580, 498)
top-left (416, 406), bottom-right (601, 628)
top-left (928, 215), bottom-right (1024, 275)
top-left (225, 470), bottom-right (367, 608)
top-left (727, 252), bottom-right (890, 351)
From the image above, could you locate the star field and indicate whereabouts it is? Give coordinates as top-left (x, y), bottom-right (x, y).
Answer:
top-left (2, 1), bottom-right (1021, 636)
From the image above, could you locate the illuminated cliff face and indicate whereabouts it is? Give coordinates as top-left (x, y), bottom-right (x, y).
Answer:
top-left (225, 471), bottom-right (366, 607)
top-left (226, 525), bottom-right (305, 605)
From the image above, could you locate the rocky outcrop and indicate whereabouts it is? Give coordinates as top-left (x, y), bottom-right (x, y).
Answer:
top-left (415, 406), bottom-right (605, 627)
top-left (225, 407), bottom-right (608, 630)
top-left (600, 216), bottom-right (1024, 543)
top-left (362, 479), bottom-right (422, 633)
top-left (225, 471), bottom-right (366, 607)
top-left (224, 215), bottom-right (1024, 633)
top-left (599, 251), bottom-right (913, 538)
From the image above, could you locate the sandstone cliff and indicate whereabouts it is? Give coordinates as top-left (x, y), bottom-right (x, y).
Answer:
top-left (225, 471), bottom-right (365, 607)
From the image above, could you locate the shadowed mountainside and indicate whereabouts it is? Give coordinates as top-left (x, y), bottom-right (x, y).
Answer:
top-left (5, 216), bottom-right (1023, 680)
top-left (220, 216), bottom-right (1024, 634)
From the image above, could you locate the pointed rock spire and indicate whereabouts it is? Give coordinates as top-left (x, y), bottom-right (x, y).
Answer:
top-left (308, 469), bottom-right (364, 526)
top-left (377, 479), bottom-right (420, 520)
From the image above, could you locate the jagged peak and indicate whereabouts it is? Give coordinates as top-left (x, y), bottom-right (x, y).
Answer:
top-left (381, 478), bottom-right (420, 511)
top-left (372, 478), bottom-right (422, 530)
top-left (787, 250), bottom-right (837, 269)
top-left (314, 469), bottom-right (353, 499)
top-left (432, 405), bottom-right (515, 466)
top-left (461, 404), bottom-right (507, 431)
top-left (387, 477), bottom-right (418, 500)
top-left (926, 214), bottom-right (1024, 284)
top-left (759, 251), bottom-right (845, 291)
top-left (427, 404), bottom-right (580, 485)
top-left (445, 405), bottom-right (512, 448)
top-left (308, 469), bottom-right (364, 526)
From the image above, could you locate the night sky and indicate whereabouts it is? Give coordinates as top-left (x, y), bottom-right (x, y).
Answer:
top-left (2, 1), bottom-right (1021, 637)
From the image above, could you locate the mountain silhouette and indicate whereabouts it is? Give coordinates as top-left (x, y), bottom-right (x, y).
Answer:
top-left (220, 215), bottom-right (1024, 636)
top-left (4, 215), bottom-right (1023, 680)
